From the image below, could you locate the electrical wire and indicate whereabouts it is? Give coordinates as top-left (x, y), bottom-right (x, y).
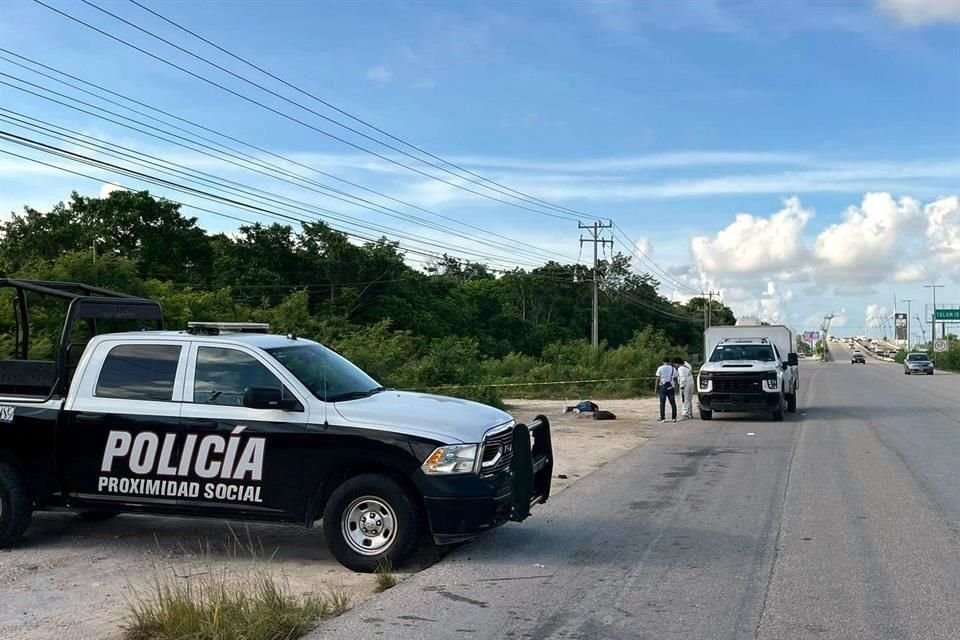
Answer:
top-left (34, 0), bottom-right (583, 222)
top-left (0, 133), bottom-right (534, 271)
top-left (0, 49), bottom-right (583, 265)
top-left (0, 114), bottom-right (545, 269)
top-left (124, 0), bottom-right (601, 222)
top-left (611, 222), bottom-right (703, 296)
top-left (0, 68), bottom-right (577, 266)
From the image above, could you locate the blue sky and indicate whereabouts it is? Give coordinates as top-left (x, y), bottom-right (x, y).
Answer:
top-left (1, 0), bottom-right (958, 337)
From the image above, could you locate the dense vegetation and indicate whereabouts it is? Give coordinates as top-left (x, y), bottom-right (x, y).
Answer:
top-left (1, 191), bottom-right (736, 404)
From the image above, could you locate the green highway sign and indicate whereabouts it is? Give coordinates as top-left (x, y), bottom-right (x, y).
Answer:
top-left (934, 308), bottom-right (960, 321)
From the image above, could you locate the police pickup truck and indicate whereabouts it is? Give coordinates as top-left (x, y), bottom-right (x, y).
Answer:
top-left (0, 280), bottom-right (552, 571)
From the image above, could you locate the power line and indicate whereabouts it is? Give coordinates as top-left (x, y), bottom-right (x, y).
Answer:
top-left (0, 113), bottom-right (545, 269)
top-left (34, 0), bottom-right (582, 222)
top-left (610, 289), bottom-right (704, 324)
top-left (611, 222), bottom-right (702, 296)
top-left (0, 132), bottom-right (538, 272)
top-left (0, 57), bottom-right (580, 265)
top-left (124, 0), bottom-right (598, 222)
top-left (0, 144), bottom-right (525, 279)
top-left (3, 140), bottom-right (700, 324)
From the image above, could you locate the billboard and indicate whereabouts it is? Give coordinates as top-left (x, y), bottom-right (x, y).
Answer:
top-left (894, 313), bottom-right (908, 343)
top-left (802, 330), bottom-right (820, 344)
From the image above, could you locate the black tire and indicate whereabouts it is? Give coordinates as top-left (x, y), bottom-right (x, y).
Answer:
top-left (323, 473), bottom-right (421, 573)
top-left (927, 371), bottom-right (934, 375)
top-left (0, 462), bottom-right (32, 548)
top-left (77, 511), bottom-right (118, 522)
top-left (904, 370), bottom-right (909, 375)
top-left (786, 393), bottom-right (797, 413)
top-left (772, 399), bottom-right (785, 422)
top-left (699, 408), bottom-right (712, 420)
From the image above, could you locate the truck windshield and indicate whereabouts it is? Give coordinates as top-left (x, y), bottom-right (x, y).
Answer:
top-left (266, 344), bottom-right (383, 402)
top-left (710, 344), bottom-right (775, 362)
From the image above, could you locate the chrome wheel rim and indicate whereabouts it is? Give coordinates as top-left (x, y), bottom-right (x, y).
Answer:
top-left (341, 496), bottom-right (397, 556)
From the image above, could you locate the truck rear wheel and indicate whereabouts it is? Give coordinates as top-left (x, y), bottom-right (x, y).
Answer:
top-left (0, 462), bottom-right (32, 548)
top-left (323, 473), bottom-right (420, 573)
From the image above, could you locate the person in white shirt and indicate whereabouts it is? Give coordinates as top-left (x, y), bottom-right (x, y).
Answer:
top-left (654, 357), bottom-right (678, 422)
top-left (673, 357), bottom-right (694, 419)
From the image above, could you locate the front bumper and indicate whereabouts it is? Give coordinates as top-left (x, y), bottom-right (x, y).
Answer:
top-left (699, 392), bottom-right (782, 412)
top-left (420, 416), bottom-right (554, 544)
top-left (906, 366), bottom-right (933, 374)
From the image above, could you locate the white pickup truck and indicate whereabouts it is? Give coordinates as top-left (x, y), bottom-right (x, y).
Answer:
top-left (696, 322), bottom-right (799, 421)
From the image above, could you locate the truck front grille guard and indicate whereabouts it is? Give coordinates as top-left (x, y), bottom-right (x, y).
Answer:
top-left (509, 415), bottom-right (553, 522)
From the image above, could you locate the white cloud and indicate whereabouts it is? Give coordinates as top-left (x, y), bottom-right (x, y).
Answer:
top-left (925, 195), bottom-right (960, 258)
top-left (366, 66), bottom-right (393, 84)
top-left (727, 280), bottom-right (794, 324)
top-left (925, 195), bottom-right (960, 282)
top-left (813, 193), bottom-right (922, 281)
top-left (876, 0), bottom-right (960, 26)
top-left (866, 304), bottom-right (892, 329)
top-left (99, 183), bottom-right (129, 198)
top-left (894, 264), bottom-right (928, 282)
top-left (690, 196), bottom-right (813, 276)
top-left (804, 308), bottom-right (848, 331)
top-left (634, 236), bottom-right (653, 259)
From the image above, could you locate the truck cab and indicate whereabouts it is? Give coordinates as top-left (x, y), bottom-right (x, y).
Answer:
top-left (0, 282), bottom-right (553, 572)
top-left (697, 334), bottom-right (799, 421)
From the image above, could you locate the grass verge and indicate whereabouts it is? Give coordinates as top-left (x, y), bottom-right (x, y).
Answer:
top-left (373, 559), bottom-right (399, 593)
top-left (124, 564), bottom-right (349, 640)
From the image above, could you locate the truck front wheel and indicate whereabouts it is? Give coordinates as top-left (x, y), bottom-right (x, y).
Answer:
top-left (0, 462), bottom-right (32, 548)
top-left (323, 473), bottom-right (421, 573)
top-left (772, 399), bottom-right (785, 422)
top-left (786, 393), bottom-right (797, 413)
top-left (699, 408), bottom-right (713, 420)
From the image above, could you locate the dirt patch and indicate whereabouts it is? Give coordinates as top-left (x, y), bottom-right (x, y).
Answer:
top-left (506, 397), bottom-right (662, 495)
top-left (0, 397), bottom-right (660, 639)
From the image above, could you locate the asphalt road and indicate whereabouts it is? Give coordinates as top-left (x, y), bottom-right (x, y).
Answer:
top-left (313, 352), bottom-right (960, 640)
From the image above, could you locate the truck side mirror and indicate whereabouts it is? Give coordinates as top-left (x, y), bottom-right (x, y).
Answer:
top-left (243, 386), bottom-right (299, 411)
top-left (786, 353), bottom-right (798, 367)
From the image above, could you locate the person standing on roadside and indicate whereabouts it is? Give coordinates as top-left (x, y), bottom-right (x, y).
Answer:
top-left (673, 357), bottom-right (694, 420)
top-left (655, 357), bottom-right (678, 423)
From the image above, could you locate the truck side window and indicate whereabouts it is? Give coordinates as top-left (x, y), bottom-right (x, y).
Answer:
top-left (194, 347), bottom-right (288, 407)
top-left (95, 344), bottom-right (182, 401)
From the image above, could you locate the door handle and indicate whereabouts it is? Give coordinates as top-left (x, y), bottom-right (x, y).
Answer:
top-left (184, 420), bottom-right (219, 432)
top-left (76, 413), bottom-right (105, 424)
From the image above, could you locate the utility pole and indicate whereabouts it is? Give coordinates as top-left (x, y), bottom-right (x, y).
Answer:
top-left (820, 313), bottom-right (835, 361)
top-left (705, 290), bottom-right (721, 328)
top-left (924, 284), bottom-right (944, 359)
top-left (902, 298), bottom-right (912, 350)
top-left (579, 220), bottom-right (613, 351)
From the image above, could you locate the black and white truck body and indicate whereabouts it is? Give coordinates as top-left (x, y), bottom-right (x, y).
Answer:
top-left (696, 320), bottom-right (799, 421)
top-left (0, 281), bottom-right (553, 572)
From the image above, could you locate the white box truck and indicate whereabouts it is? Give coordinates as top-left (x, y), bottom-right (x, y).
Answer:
top-left (697, 319), bottom-right (799, 421)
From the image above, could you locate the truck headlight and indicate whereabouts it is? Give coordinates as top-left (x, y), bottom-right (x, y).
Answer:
top-left (421, 444), bottom-right (478, 475)
top-left (765, 373), bottom-right (778, 389)
top-left (699, 374), bottom-right (711, 389)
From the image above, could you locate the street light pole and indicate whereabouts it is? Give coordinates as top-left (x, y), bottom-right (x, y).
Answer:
top-left (924, 284), bottom-right (944, 360)
top-left (902, 299), bottom-right (912, 350)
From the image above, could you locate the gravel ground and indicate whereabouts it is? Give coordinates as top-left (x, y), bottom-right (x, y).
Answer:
top-left (1, 396), bottom-right (660, 640)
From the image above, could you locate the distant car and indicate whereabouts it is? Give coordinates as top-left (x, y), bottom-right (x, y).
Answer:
top-left (903, 352), bottom-right (934, 375)
top-left (851, 351), bottom-right (866, 364)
